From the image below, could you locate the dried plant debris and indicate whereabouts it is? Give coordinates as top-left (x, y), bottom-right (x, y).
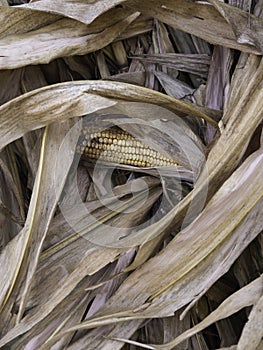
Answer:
top-left (0, 1), bottom-right (262, 349)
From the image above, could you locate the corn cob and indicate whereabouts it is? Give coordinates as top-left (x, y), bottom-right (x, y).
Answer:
top-left (77, 126), bottom-right (178, 167)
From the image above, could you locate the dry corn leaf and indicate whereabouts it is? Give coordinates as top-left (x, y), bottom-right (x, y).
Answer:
top-left (132, 53), bottom-right (210, 77)
top-left (0, 1), bottom-right (133, 37)
top-left (0, 149), bottom-right (25, 222)
top-left (237, 294), bottom-right (263, 350)
top-left (0, 6), bottom-right (60, 38)
top-left (0, 82), bottom-right (117, 150)
top-left (224, 54), bottom-right (261, 123)
top-left (116, 14), bottom-right (153, 41)
top-left (207, 0), bottom-right (263, 49)
top-left (12, 254), bottom-right (136, 350)
top-left (80, 53), bottom-right (263, 254)
top-left (22, 49), bottom-right (260, 344)
top-left (0, 121), bottom-right (79, 323)
top-left (0, 149), bottom-right (24, 251)
top-left (77, 81), bottom-right (220, 124)
top-left (108, 71), bottom-right (146, 86)
top-left (14, 280), bottom-right (96, 349)
top-left (0, 80), bottom-right (219, 154)
top-left (19, 0), bottom-right (127, 25)
top-left (205, 46), bottom-right (233, 111)
top-left (113, 276), bottom-right (263, 349)
top-left (0, 13), bottom-right (139, 69)
top-left (0, 1), bottom-right (262, 348)
top-left (153, 71), bottom-right (195, 99)
top-left (0, 175), bottom-right (161, 346)
top-left (34, 146), bottom-right (263, 348)
top-left (127, 0), bottom-right (263, 54)
top-left (43, 176), bottom-right (158, 259)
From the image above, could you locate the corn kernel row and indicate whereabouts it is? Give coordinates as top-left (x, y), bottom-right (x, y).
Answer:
top-left (78, 127), bottom-right (178, 167)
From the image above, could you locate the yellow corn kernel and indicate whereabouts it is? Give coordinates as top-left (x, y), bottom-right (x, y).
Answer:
top-left (79, 127), bottom-right (178, 167)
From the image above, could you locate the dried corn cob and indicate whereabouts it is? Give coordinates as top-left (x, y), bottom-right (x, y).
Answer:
top-left (77, 126), bottom-right (178, 167)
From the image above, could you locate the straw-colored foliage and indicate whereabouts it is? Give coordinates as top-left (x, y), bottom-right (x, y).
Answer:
top-left (0, 1), bottom-right (262, 349)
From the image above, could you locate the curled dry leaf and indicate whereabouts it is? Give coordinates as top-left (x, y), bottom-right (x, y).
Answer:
top-left (0, 6), bottom-right (60, 38)
top-left (0, 1), bottom-right (130, 38)
top-left (0, 1), bottom-right (262, 348)
top-left (19, 0), bottom-right (127, 25)
top-left (0, 80), bottom-right (219, 154)
top-left (207, 0), bottom-right (263, 49)
top-left (0, 13), bottom-right (139, 69)
top-left (125, 276), bottom-right (263, 349)
top-left (29, 146), bottom-right (263, 349)
top-left (237, 295), bottom-right (263, 350)
top-left (132, 53), bottom-right (210, 77)
top-left (0, 121), bottom-right (80, 321)
top-left (154, 70), bottom-right (195, 99)
top-left (127, 0), bottom-right (263, 54)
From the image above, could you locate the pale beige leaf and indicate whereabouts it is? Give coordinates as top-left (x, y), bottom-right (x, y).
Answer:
top-left (117, 14), bottom-right (153, 41)
top-left (0, 121), bottom-right (78, 321)
top-left (224, 54), bottom-right (261, 122)
top-left (102, 149), bottom-right (263, 313)
top-left (0, 80), bottom-right (219, 154)
top-left (0, 13), bottom-right (138, 69)
top-left (145, 276), bottom-right (263, 349)
top-left (132, 53), bottom-right (210, 77)
top-left (0, 178), bottom-right (160, 346)
top-left (237, 295), bottom-right (263, 350)
top-left (0, 82), bottom-right (117, 151)
top-left (31, 147), bottom-right (263, 348)
top-left (75, 81), bottom-right (220, 125)
top-left (154, 71), bottom-right (195, 99)
top-left (0, 1), bottom-right (133, 38)
top-left (0, 243), bottom-right (122, 347)
top-left (108, 71), bottom-right (146, 86)
top-left (19, 0), bottom-right (127, 25)
top-left (0, 151), bottom-right (25, 221)
top-left (0, 6), bottom-right (60, 38)
top-left (127, 0), bottom-right (263, 54)
top-left (208, 0), bottom-right (263, 49)
top-left (13, 253), bottom-right (136, 350)
top-left (0, 9), bottom-right (261, 346)
top-left (205, 46), bottom-right (233, 111)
